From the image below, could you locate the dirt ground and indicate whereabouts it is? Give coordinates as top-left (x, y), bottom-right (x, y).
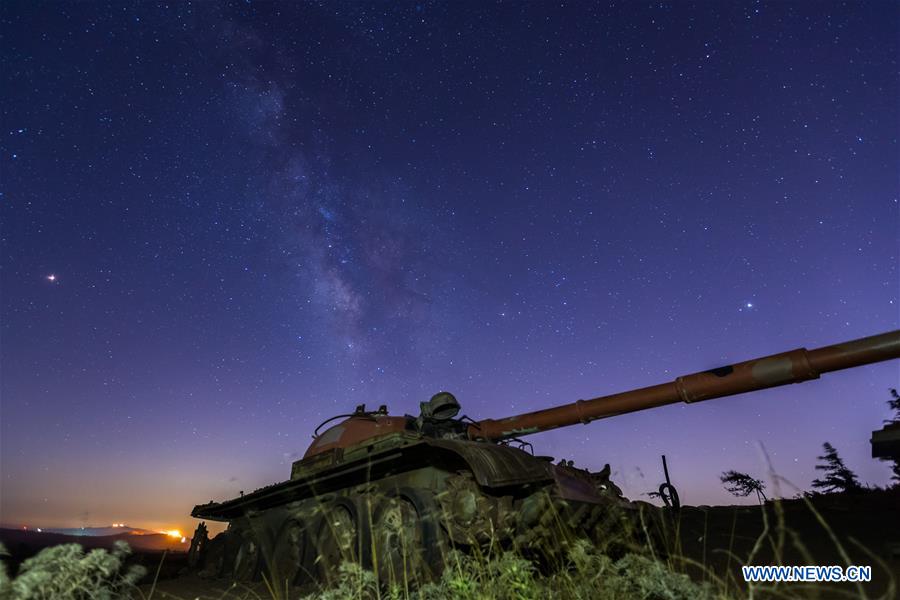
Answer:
top-left (139, 575), bottom-right (276, 600)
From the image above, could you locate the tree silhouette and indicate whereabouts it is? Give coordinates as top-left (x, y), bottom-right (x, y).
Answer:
top-left (811, 442), bottom-right (862, 494)
top-left (887, 388), bottom-right (900, 422)
top-left (720, 470), bottom-right (767, 504)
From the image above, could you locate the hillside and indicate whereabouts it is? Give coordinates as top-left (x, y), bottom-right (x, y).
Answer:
top-left (0, 527), bottom-right (188, 556)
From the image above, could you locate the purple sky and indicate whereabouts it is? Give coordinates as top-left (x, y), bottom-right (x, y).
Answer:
top-left (1, 2), bottom-right (897, 534)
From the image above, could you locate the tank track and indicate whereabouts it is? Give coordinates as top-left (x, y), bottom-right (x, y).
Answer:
top-left (194, 473), bottom-right (660, 591)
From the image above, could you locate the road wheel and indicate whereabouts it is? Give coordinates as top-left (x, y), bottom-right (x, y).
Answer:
top-left (313, 499), bottom-right (359, 584)
top-left (267, 519), bottom-right (310, 590)
top-left (233, 532), bottom-right (260, 582)
top-left (372, 494), bottom-right (437, 588)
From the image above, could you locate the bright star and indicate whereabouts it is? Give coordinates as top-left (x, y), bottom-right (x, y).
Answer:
top-left (746, 302), bottom-right (753, 309)
top-left (46, 274), bottom-right (57, 282)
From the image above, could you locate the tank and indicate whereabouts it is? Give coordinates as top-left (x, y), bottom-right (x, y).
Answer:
top-left (189, 329), bottom-right (900, 588)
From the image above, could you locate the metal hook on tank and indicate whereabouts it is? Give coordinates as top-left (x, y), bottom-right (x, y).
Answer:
top-left (658, 454), bottom-right (680, 511)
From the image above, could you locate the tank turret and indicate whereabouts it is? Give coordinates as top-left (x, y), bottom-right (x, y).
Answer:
top-left (190, 329), bottom-right (900, 587)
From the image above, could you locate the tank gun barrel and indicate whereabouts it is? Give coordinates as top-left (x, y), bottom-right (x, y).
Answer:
top-left (469, 329), bottom-right (900, 441)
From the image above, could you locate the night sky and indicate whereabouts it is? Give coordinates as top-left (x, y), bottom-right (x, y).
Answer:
top-left (1, 2), bottom-right (897, 534)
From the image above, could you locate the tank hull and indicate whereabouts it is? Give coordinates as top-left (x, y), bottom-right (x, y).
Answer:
top-left (191, 434), bottom-right (642, 587)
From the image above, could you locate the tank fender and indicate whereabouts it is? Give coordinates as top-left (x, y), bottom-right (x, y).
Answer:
top-left (423, 439), bottom-right (554, 488)
top-left (552, 465), bottom-right (603, 503)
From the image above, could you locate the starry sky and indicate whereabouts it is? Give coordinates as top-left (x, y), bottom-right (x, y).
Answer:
top-left (1, 2), bottom-right (897, 534)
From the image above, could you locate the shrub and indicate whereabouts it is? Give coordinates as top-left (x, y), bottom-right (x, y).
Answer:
top-left (0, 540), bottom-right (146, 600)
top-left (298, 540), bottom-right (718, 600)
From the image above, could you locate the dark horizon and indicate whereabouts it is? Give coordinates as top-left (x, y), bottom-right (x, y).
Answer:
top-left (1, 1), bottom-right (897, 535)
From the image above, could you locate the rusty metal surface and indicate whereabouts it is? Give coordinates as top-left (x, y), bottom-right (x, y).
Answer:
top-left (806, 330), bottom-right (900, 373)
top-left (304, 415), bottom-right (410, 458)
top-left (472, 329), bottom-right (900, 441)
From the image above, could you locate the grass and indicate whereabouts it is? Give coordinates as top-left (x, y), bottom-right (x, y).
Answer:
top-left (294, 542), bottom-right (718, 600)
top-left (1, 489), bottom-right (895, 600)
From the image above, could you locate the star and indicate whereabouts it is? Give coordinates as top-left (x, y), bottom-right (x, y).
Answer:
top-left (45, 274), bottom-right (57, 282)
